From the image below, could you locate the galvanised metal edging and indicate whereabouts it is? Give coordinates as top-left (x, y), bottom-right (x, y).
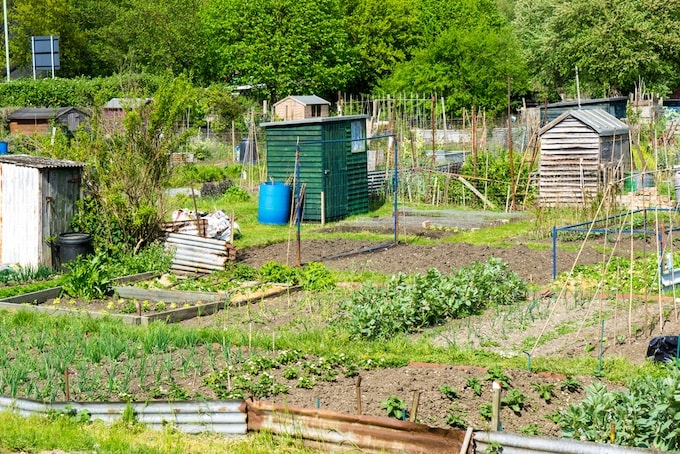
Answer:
top-left (474, 431), bottom-right (661, 454)
top-left (0, 397), bottom-right (247, 436)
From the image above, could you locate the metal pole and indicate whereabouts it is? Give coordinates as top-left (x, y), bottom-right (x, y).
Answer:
top-left (31, 36), bottom-right (36, 80)
top-left (393, 136), bottom-right (399, 244)
top-left (552, 226), bottom-right (558, 279)
top-left (3, 0), bottom-right (9, 81)
top-left (50, 35), bottom-right (55, 79)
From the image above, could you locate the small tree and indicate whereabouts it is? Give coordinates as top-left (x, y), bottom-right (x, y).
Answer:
top-left (74, 73), bottom-right (198, 253)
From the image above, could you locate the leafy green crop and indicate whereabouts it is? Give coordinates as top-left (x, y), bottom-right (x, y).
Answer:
top-left (381, 395), bottom-right (407, 420)
top-left (502, 389), bottom-right (528, 415)
top-left (559, 367), bottom-right (680, 450)
top-left (60, 253), bottom-right (111, 301)
top-left (440, 384), bottom-right (460, 400)
top-left (340, 258), bottom-right (526, 340)
top-left (532, 382), bottom-right (555, 403)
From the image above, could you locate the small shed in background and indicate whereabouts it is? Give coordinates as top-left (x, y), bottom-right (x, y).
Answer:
top-left (261, 115), bottom-right (369, 222)
top-left (538, 109), bottom-right (630, 206)
top-left (101, 98), bottom-right (153, 134)
top-left (0, 155), bottom-right (84, 268)
top-left (7, 107), bottom-right (88, 135)
top-left (274, 95), bottom-right (331, 121)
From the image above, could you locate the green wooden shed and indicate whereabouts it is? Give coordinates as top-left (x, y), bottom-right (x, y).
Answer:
top-left (261, 115), bottom-right (369, 222)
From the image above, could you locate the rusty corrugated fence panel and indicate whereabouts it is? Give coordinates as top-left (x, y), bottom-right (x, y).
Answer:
top-left (247, 399), bottom-right (466, 453)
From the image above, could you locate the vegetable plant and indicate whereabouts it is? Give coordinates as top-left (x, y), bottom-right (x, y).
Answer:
top-left (440, 384), bottom-right (460, 400)
top-left (381, 395), bottom-right (407, 420)
top-left (532, 383), bottom-right (555, 403)
top-left (502, 389), bottom-right (528, 415)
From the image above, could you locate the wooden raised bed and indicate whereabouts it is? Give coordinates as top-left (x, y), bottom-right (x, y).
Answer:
top-left (0, 273), bottom-right (295, 325)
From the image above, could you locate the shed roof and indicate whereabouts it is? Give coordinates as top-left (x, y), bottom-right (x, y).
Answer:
top-left (539, 109), bottom-right (629, 137)
top-left (261, 114), bottom-right (368, 128)
top-left (104, 98), bottom-right (153, 109)
top-left (274, 95), bottom-right (331, 107)
top-left (0, 154), bottom-right (85, 169)
top-left (7, 107), bottom-right (85, 121)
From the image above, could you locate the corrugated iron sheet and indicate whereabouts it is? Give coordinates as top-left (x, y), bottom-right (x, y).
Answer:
top-left (0, 154), bottom-right (85, 169)
top-left (1, 164), bottom-right (41, 266)
top-left (0, 397), bottom-right (247, 435)
top-left (474, 431), bottom-right (659, 454)
top-left (247, 399), bottom-right (466, 453)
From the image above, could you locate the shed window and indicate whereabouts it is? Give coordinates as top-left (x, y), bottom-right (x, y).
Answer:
top-left (351, 120), bottom-right (365, 153)
top-left (311, 104), bottom-right (322, 117)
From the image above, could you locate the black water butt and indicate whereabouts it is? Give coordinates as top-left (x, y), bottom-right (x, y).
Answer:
top-left (57, 233), bottom-right (93, 269)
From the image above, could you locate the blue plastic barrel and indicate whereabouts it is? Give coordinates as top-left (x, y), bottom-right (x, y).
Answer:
top-left (0, 142), bottom-right (8, 154)
top-left (258, 182), bottom-right (291, 225)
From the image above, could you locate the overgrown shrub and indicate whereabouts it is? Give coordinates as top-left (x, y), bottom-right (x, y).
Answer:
top-left (340, 258), bottom-right (526, 340)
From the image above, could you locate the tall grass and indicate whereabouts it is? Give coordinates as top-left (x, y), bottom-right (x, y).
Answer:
top-left (0, 411), bottom-right (314, 454)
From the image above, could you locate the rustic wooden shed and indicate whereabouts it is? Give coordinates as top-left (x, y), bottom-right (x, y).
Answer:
top-left (273, 95), bottom-right (331, 121)
top-left (538, 109), bottom-right (630, 206)
top-left (7, 107), bottom-right (88, 135)
top-left (0, 155), bottom-right (84, 268)
top-left (261, 115), bottom-right (369, 222)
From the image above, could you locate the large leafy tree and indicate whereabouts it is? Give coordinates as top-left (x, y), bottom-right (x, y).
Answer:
top-left (514, 0), bottom-right (680, 98)
top-left (9, 0), bottom-right (103, 77)
top-left (95, 0), bottom-right (205, 75)
top-left (345, 0), bottom-right (420, 93)
top-left (199, 0), bottom-right (356, 100)
top-left (379, 0), bottom-right (527, 115)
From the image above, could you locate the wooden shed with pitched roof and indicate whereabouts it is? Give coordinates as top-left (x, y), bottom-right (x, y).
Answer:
top-left (7, 107), bottom-right (88, 135)
top-left (538, 109), bottom-right (630, 206)
top-left (274, 95), bottom-right (331, 121)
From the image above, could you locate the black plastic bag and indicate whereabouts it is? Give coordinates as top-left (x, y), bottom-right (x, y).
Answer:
top-left (647, 336), bottom-right (680, 363)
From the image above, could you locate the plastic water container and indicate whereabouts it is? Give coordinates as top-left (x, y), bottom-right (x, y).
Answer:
top-left (258, 182), bottom-right (291, 225)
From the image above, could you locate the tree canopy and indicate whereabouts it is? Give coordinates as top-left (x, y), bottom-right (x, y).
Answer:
top-left (4, 0), bottom-right (680, 111)
top-left (513, 0), bottom-right (680, 99)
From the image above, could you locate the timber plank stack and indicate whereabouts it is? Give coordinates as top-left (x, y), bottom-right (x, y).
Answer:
top-left (165, 232), bottom-right (236, 274)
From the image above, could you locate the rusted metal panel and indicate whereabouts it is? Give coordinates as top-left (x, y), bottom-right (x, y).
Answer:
top-left (247, 399), bottom-right (466, 453)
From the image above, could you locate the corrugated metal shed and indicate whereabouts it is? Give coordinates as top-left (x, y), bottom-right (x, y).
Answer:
top-left (261, 115), bottom-right (369, 222)
top-left (538, 109), bottom-right (630, 206)
top-left (0, 155), bottom-right (84, 268)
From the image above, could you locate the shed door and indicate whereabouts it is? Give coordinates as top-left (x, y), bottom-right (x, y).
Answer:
top-left (42, 168), bottom-right (82, 268)
top-left (323, 134), bottom-right (348, 222)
